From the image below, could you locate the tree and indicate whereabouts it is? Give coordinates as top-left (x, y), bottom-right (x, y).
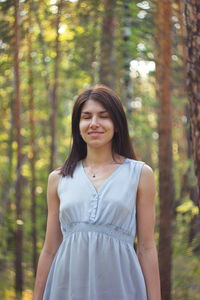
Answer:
top-left (49, 0), bottom-right (64, 172)
top-left (27, 0), bottom-right (38, 275)
top-left (155, 1), bottom-right (174, 299)
top-left (121, 0), bottom-right (133, 110)
top-left (13, 0), bottom-right (23, 295)
top-left (174, 0), bottom-right (200, 255)
top-left (185, 0), bottom-right (200, 208)
top-left (99, 0), bottom-right (117, 89)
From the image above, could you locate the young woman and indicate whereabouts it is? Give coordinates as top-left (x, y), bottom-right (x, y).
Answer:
top-left (33, 84), bottom-right (161, 300)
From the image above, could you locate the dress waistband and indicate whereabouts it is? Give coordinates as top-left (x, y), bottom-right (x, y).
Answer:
top-left (62, 222), bottom-right (133, 244)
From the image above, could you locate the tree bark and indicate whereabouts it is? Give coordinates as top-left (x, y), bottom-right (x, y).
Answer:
top-left (121, 0), bottom-right (133, 111)
top-left (27, 0), bottom-right (38, 276)
top-left (175, 0), bottom-right (200, 254)
top-left (99, 0), bottom-right (116, 89)
top-left (155, 1), bottom-right (174, 299)
top-left (13, 0), bottom-right (23, 295)
top-left (49, 0), bottom-right (63, 172)
top-left (185, 0), bottom-right (200, 207)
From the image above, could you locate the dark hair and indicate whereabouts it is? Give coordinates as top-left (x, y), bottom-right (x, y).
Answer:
top-left (59, 84), bottom-right (137, 177)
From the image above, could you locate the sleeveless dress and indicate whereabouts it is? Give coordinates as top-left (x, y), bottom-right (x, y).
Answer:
top-left (42, 158), bottom-right (147, 300)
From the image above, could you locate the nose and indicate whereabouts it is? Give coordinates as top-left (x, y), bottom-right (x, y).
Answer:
top-left (89, 116), bottom-right (99, 127)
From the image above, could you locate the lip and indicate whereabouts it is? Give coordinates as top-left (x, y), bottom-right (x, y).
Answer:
top-left (88, 132), bottom-right (104, 137)
top-left (88, 131), bottom-right (104, 134)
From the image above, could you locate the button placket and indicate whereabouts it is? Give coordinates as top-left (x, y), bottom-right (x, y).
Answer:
top-left (89, 192), bottom-right (99, 222)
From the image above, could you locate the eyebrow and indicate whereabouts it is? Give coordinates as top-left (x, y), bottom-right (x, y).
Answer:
top-left (81, 110), bottom-right (108, 115)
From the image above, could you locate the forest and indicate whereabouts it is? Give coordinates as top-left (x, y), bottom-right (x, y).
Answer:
top-left (0, 0), bottom-right (200, 299)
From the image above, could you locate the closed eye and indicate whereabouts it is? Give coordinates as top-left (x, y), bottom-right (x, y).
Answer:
top-left (80, 113), bottom-right (110, 119)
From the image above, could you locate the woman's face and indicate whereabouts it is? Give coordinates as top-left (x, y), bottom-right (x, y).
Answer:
top-left (79, 99), bottom-right (115, 149)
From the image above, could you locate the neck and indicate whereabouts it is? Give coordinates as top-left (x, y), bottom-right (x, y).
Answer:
top-left (85, 146), bottom-right (115, 166)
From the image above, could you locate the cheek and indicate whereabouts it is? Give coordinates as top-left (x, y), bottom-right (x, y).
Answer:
top-left (79, 121), bottom-right (87, 135)
top-left (109, 122), bottom-right (115, 133)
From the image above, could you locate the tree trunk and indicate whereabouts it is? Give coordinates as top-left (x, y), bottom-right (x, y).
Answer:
top-left (185, 0), bottom-right (200, 207)
top-left (27, 0), bottom-right (38, 276)
top-left (99, 0), bottom-right (116, 89)
top-left (155, 1), bottom-right (174, 300)
top-left (49, 0), bottom-right (63, 172)
top-left (185, 105), bottom-right (200, 254)
top-left (0, 95), bottom-right (14, 272)
top-left (175, 0), bottom-right (200, 254)
top-left (32, 0), bottom-right (50, 93)
top-left (13, 0), bottom-right (23, 295)
top-left (122, 0), bottom-right (133, 111)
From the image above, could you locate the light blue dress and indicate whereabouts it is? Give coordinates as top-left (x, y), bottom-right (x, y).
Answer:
top-left (43, 158), bottom-right (147, 300)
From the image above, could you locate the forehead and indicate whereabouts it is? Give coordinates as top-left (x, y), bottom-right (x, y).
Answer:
top-left (81, 99), bottom-right (107, 113)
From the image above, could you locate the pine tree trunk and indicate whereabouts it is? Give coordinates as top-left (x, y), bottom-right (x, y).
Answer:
top-left (27, 0), bottom-right (38, 276)
top-left (176, 0), bottom-right (200, 254)
top-left (99, 0), bottom-right (116, 89)
top-left (185, 105), bottom-right (200, 253)
top-left (32, 1), bottom-right (50, 92)
top-left (13, 0), bottom-right (23, 295)
top-left (185, 0), bottom-right (200, 207)
top-left (49, 0), bottom-right (63, 172)
top-left (122, 0), bottom-right (133, 110)
top-left (155, 1), bottom-right (174, 299)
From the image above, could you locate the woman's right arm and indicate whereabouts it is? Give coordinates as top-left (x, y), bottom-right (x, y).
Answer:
top-left (33, 170), bottom-right (63, 300)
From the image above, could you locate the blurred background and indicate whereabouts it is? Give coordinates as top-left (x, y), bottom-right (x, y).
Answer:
top-left (0, 0), bottom-right (199, 299)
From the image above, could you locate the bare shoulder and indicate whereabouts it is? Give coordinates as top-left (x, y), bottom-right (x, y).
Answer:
top-left (47, 169), bottom-right (62, 190)
top-left (138, 163), bottom-right (156, 193)
top-left (49, 169), bottom-right (61, 182)
top-left (140, 163), bottom-right (154, 178)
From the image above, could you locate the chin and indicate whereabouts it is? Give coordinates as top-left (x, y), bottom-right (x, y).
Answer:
top-left (87, 141), bottom-right (113, 149)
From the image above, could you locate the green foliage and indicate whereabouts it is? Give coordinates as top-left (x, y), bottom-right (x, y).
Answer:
top-left (0, 0), bottom-right (199, 299)
top-left (172, 212), bottom-right (200, 300)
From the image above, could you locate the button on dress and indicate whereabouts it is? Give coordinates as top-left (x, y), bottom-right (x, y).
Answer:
top-left (42, 158), bottom-right (147, 300)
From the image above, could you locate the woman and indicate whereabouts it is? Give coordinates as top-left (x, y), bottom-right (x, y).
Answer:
top-left (33, 84), bottom-right (161, 300)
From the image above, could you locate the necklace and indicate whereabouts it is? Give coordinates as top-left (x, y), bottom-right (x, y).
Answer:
top-left (87, 165), bottom-right (97, 178)
top-left (84, 159), bottom-right (118, 179)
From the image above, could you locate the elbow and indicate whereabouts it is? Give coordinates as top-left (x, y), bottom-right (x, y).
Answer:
top-left (42, 248), bottom-right (57, 258)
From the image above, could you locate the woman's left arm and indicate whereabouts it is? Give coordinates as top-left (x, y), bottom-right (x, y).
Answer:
top-left (136, 164), bottom-right (161, 300)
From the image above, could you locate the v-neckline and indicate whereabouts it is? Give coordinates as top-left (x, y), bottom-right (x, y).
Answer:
top-left (80, 158), bottom-right (127, 194)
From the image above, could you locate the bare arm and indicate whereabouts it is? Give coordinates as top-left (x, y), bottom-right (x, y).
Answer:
top-left (136, 164), bottom-right (161, 300)
top-left (33, 170), bottom-right (63, 300)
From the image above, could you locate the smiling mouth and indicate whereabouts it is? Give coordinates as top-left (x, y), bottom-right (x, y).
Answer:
top-left (88, 132), bottom-right (104, 134)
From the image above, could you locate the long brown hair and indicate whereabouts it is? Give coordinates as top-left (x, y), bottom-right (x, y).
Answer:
top-left (59, 84), bottom-right (137, 177)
